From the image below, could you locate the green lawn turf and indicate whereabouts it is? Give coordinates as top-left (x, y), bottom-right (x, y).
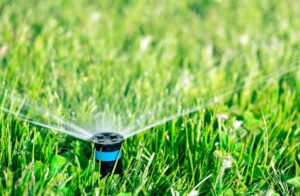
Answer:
top-left (0, 0), bottom-right (300, 195)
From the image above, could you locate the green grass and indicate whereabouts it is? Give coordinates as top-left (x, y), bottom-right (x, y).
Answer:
top-left (0, 0), bottom-right (300, 195)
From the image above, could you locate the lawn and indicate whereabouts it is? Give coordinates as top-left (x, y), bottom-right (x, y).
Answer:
top-left (0, 0), bottom-right (300, 195)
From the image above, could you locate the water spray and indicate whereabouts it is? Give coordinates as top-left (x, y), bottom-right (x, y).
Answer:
top-left (91, 132), bottom-right (124, 177)
top-left (1, 58), bottom-right (299, 178)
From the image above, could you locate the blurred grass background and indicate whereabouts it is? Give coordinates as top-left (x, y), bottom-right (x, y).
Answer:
top-left (0, 0), bottom-right (300, 195)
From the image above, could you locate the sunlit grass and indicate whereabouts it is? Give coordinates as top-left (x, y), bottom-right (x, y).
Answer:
top-left (0, 0), bottom-right (300, 194)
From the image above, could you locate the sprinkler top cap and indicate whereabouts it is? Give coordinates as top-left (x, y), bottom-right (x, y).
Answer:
top-left (92, 132), bottom-right (124, 151)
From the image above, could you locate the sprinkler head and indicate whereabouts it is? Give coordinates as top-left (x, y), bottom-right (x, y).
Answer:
top-left (91, 132), bottom-right (124, 177)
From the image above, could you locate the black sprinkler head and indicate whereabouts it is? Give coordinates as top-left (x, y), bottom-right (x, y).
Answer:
top-left (91, 132), bottom-right (124, 177)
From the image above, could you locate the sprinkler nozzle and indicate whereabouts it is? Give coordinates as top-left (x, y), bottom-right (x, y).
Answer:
top-left (91, 132), bottom-right (124, 177)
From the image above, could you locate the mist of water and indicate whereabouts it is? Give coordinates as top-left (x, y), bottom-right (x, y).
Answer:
top-left (1, 59), bottom-right (299, 141)
top-left (122, 63), bottom-right (300, 138)
top-left (0, 91), bottom-right (92, 140)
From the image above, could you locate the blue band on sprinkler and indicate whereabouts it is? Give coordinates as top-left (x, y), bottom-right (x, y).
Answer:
top-left (95, 150), bottom-right (122, 162)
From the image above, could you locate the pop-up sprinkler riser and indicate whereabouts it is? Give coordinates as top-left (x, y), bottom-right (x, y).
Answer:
top-left (91, 132), bottom-right (124, 177)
